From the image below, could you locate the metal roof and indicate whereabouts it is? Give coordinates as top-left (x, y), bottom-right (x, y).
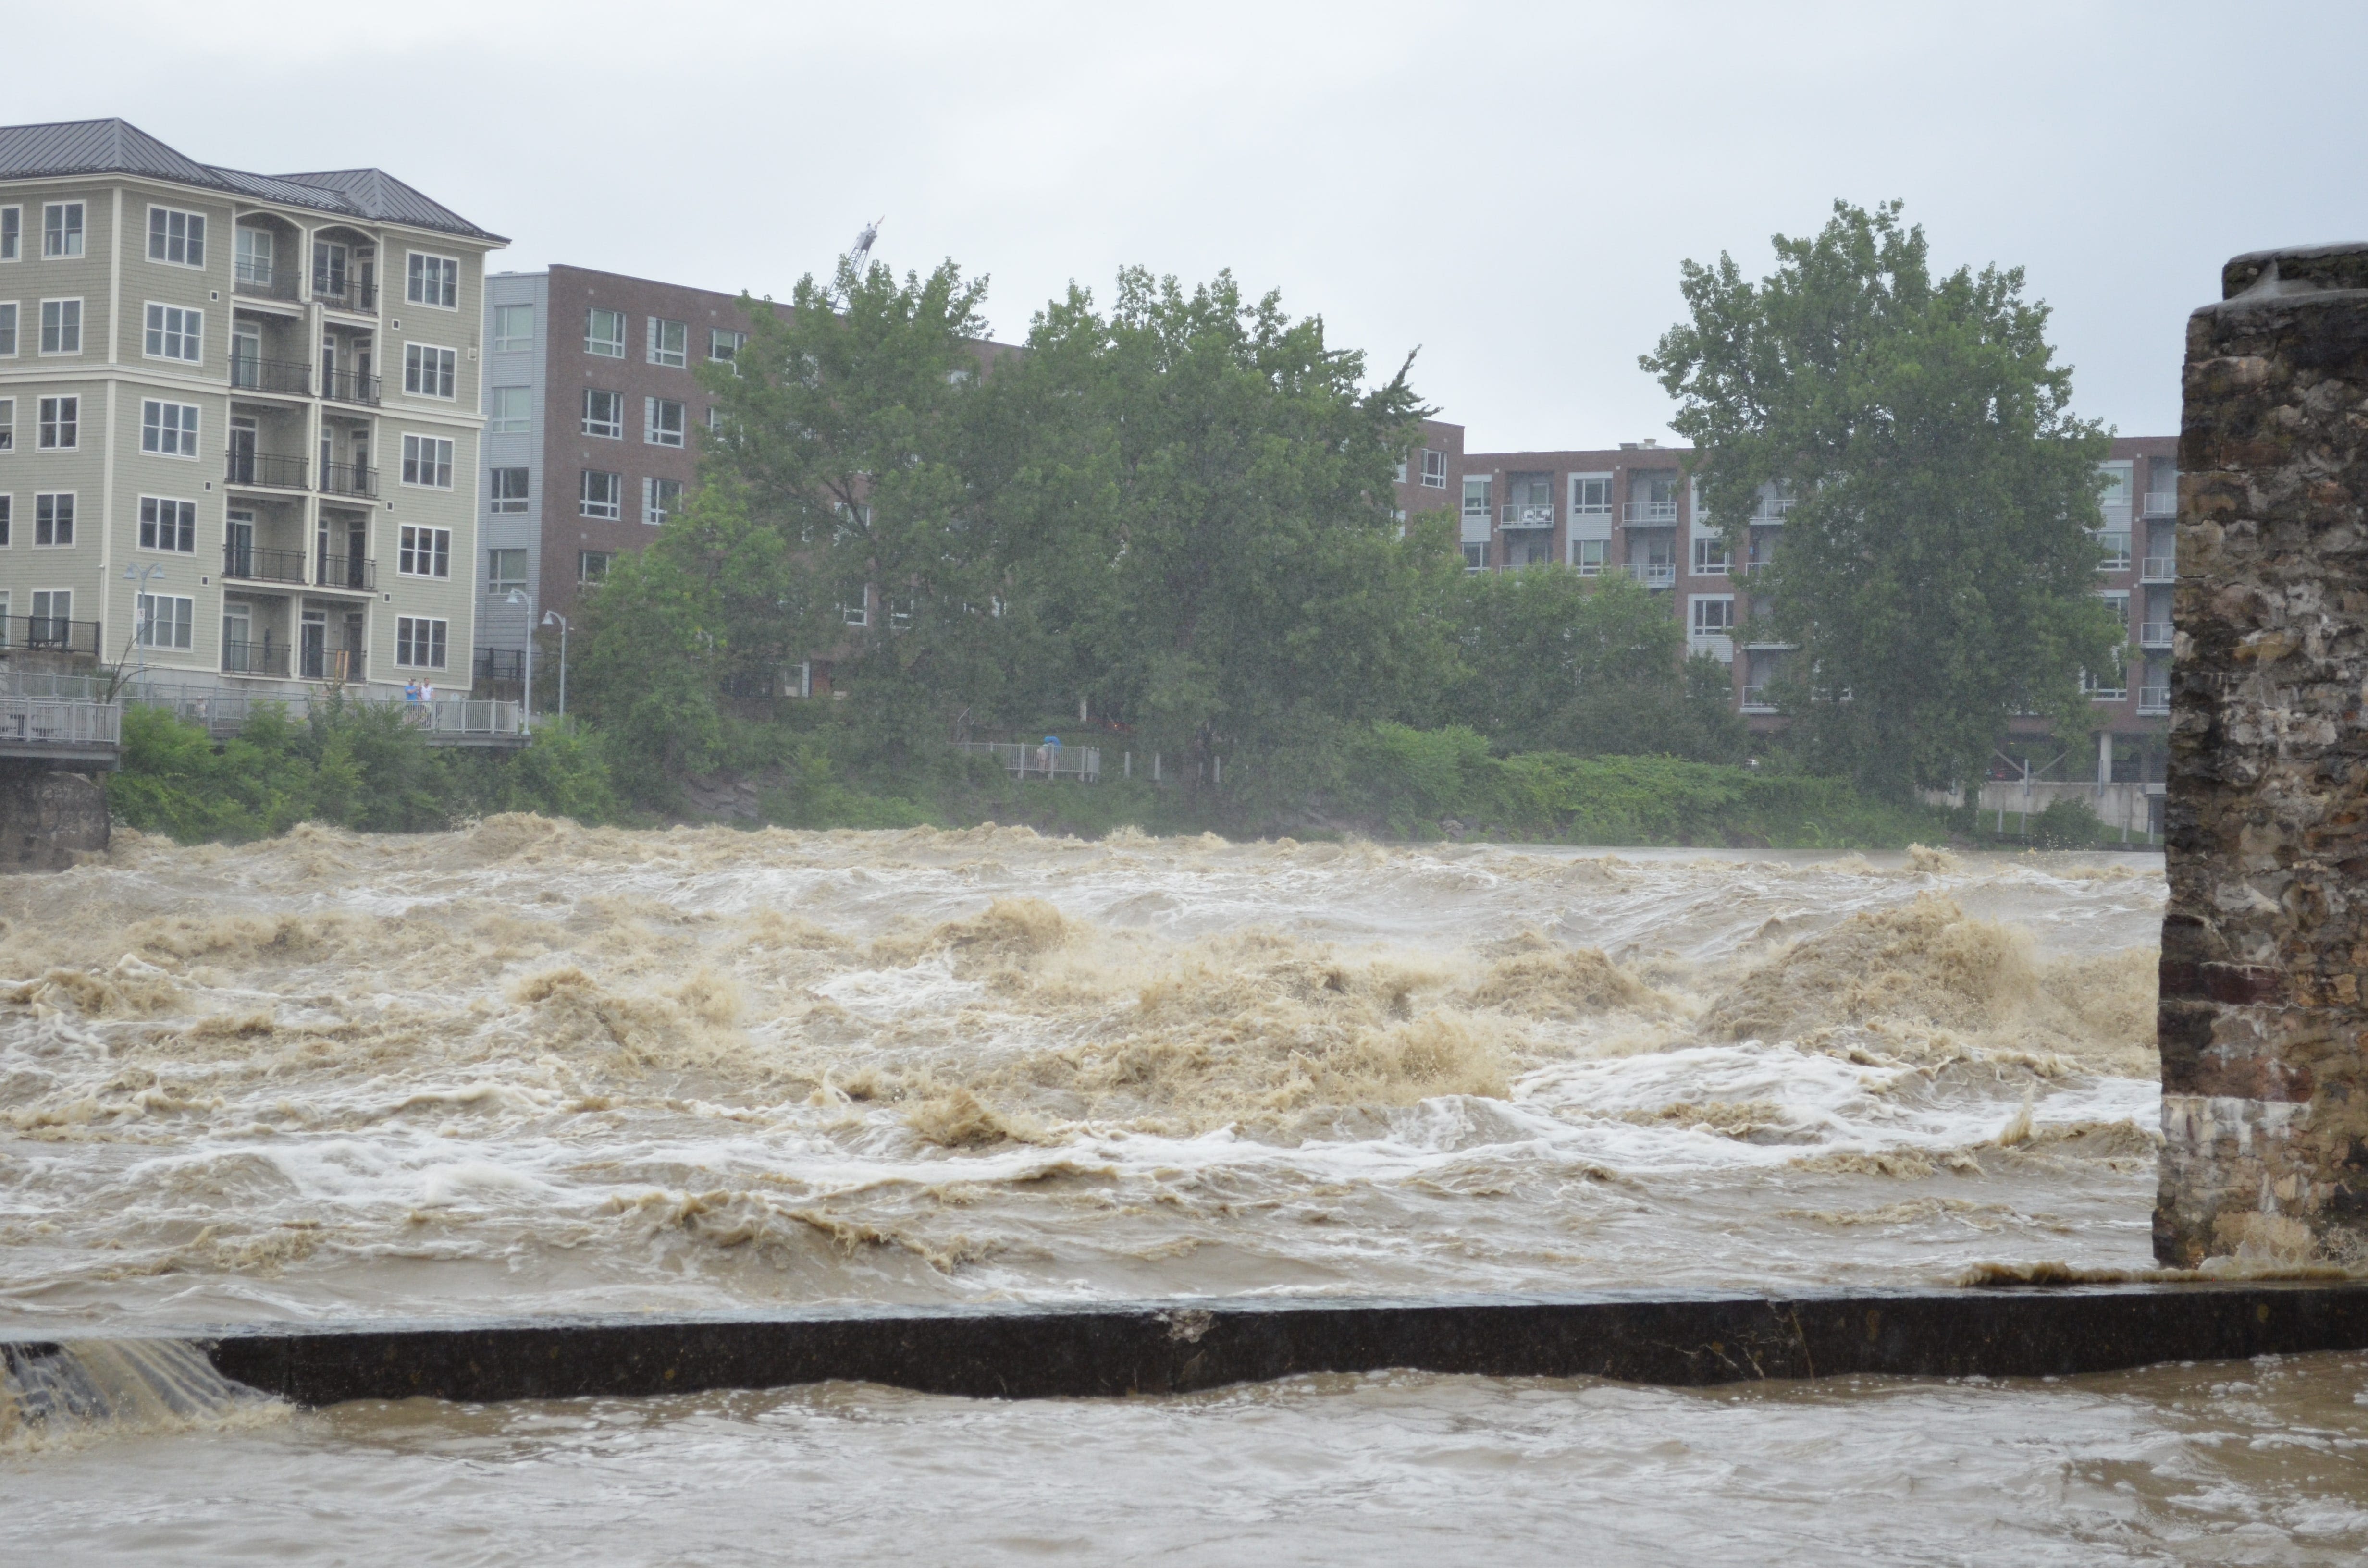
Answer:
top-left (0, 118), bottom-right (505, 243)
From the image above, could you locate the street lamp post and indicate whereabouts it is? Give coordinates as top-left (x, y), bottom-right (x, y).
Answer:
top-left (542, 610), bottom-right (570, 717)
top-left (122, 562), bottom-right (168, 692)
top-left (503, 587), bottom-right (534, 735)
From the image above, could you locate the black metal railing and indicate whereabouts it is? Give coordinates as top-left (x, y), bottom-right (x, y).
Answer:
top-left (476, 648), bottom-right (527, 683)
top-left (226, 451), bottom-right (308, 489)
top-left (320, 462), bottom-right (378, 499)
top-left (234, 260), bottom-right (297, 301)
top-left (221, 640), bottom-right (292, 677)
top-left (313, 276), bottom-right (377, 313)
top-left (0, 616), bottom-right (102, 656)
top-left (321, 369), bottom-right (382, 406)
top-left (315, 554), bottom-right (377, 591)
top-left (298, 645), bottom-right (366, 683)
top-left (230, 356), bottom-right (310, 396)
top-left (222, 543), bottom-right (308, 584)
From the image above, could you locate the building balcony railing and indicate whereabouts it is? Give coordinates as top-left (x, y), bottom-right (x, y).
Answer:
top-left (230, 356), bottom-right (311, 396)
top-left (1624, 562), bottom-right (1677, 588)
top-left (1500, 503), bottom-right (1556, 529)
top-left (1, 615), bottom-right (102, 656)
top-left (2138, 686), bottom-right (2171, 714)
top-left (321, 369), bottom-right (382, 407)
top-left (315, 553), bottom-right (377, 592)
top-left (2139, 621), bottom-right (2175, 649)
top-left (1752, 498), bottom-right (1796, 523)
top-left (2140, 556), bottom-right (2176, 583)
top-left (2086, 684), bottom-right (2128, 702)
top-left (1623, 501), bottom-right (1679, 525)
top-left (222, 640), bottom-right (293, 677)
top-left (321, 462), bottom-right (379, 500)
top-left (226, 451), bottom-right (308, 490)
top-left (1740, 686), bottom-right (1779, 713)
top-left (314, 276), bottom-right (377, 313)
top-left (234, 259), bottom-right (298, 302)
top-left (2143, 491), bottom-right (2178, 517)
top-left (223, 543), bottom-right (308, 584)
top-left (299, 644), bottom-right (366, 683)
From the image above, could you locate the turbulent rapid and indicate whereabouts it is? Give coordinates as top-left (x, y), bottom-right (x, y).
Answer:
top-left (0, 819), bottom-right (2167, 1329)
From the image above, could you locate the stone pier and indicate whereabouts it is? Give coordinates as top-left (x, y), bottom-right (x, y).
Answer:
top-left (2157, 243), bottom-right (2368, 1266)
top-left (0, 766), bottom-right (109, 871)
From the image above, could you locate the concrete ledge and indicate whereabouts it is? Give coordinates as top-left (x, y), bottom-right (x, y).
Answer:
top-left (51, 1285), bottom-right (2356, 1406)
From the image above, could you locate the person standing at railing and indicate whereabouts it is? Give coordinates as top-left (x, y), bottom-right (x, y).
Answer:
top-left (1039, 734), bottom-right (1061, 775)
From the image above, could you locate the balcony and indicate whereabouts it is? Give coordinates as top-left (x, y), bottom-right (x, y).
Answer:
top-left (321, 462), bottom-right (379, 501)
top-left (314, 275), bottom-right (378, 314)
top-left (226, 451), bottom-right (308, 490)
top-left (223, 543), bottom-right (308, 585)
top-left (2139, 621), bottom-right (2175, 649)
top-left (1751, 498), bottom-right (1796, 523)
top-left (230, 356), bottom-right (310, 397)
top-left (2144, 491), bottom-right (2178, 518)
top-left (322, 369), bottom-right (382, 407)
top-left (234, 258), bottom-right (297, 303)
top-left (222, 640), bottom-right (293, 678)
top-left (1623, 501), bottom-right (1679, 525)
top-left (1624, 562), bottom-right (1677, 588)
top-left (477, 648), bottom-right (527, 683)
top-left (299, 644), bottom-right (366, 683)
top-left (1740, 686), bottom-right (1778, 713)
top-left (315, 553), bottom-right (377, 592)
top-left (1, 615), bottom-right (102, 657)
top-left (2140, 555), bottom-right (2176, 583)
top-left (2138, 686), bottom-right (2171, 715)
top-left (1500, 503), bottom-right (1556, 529)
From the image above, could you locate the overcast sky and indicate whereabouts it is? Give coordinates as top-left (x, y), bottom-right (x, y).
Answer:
top-left (17, 0), bottom-right (2366, 450)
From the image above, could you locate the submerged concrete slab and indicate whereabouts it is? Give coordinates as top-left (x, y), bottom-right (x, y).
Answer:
top-left (18, 1285), bottom-right (2352, 1407)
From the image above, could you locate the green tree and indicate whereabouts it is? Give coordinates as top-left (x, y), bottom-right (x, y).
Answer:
top-left (1642, 199), bottom-right (2122, 796)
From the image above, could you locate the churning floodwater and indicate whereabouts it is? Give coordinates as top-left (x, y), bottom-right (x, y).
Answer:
top-left (6, 819), bottom-right (2354, 1560)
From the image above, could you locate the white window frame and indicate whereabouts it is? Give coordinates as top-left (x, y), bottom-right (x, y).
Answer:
top-left (709, 327), bottom-right (745, 369)
top-left (33, 491), bottom-right (74, 546)
top-left (1420, 449), bottom-right (1447, 489)
top-left (489, 467), bottom-right (530, 514)
top-left (395, 616), bottom-right (449, 670)
top-left (146, 205), bottom-right (207, 269)
top-left (648, 317), bottom-right (688, 368)
top-left (0, 495), bottom-right (10, 545)
top-left (1690, 594), bottom-right (1736, 637)
top-left (140, 399), bottom-right (199, 458)
top-left (142, 301), bottom-right (203, 363)
top-left (1691, 533), bottom-right (1731, 576)
top-left (491, 303), bottom-right (533, 352)
top-left (37, 395), bottom-right (78, 451)
top-left (0, 397), bottom-right (12, 452)
top-left (401, 434), bottom-right (455, 489)
top-left (488, 385), bottom-right (531, 434)
top-left (486, 548), bottom-right (528, 594)
top-left (585, 307), bottom-right (626, 358)
top-left (403, 343), bottom-right (457, 400)
top-left (582, 389), bottom-right (623, 439)
top-left (0, 206), bottom-right (18, 262)
top-left (1571, 538), bottom-right (1606, 575)
top-left (405, 251), bottom-right (459, 309)
top-left (643, 475), bottom-right (681, 525)
top-left (1569, 474), bottom-right (1613, 515)
top-left (644, 396), bottom-right (685, 447)
top-left (580, 470), bottom-right (622, 520)
top-left (138, 495), bottom-right (198, 553)
top-left (42, 203), bottom-right (83, 259)
top-left (0, 302), bottom-right (16, 357)
top-left (579, 550), bottom-right (614, 583)
top-left (38, 298), bottom-right (82, 355)
top-left (398, 524), bottom-right (453, 578)
top-left (136, 592), bottom-right (195, 650)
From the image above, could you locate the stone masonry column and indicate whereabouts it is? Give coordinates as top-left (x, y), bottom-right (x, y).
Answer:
top-left (2156, 243), bottom-right (2368, 1267)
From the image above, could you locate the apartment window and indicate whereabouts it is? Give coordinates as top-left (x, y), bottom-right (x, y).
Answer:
top-left (1394, 453), bottom-right (1407, 484)
top-left (1461, 476), bottom-right (1492, 522)
top-left (491, 303), bottom-right (534, 352)
top-left (1461, 543), bottom-right (1486, 572)
top-left (143, 302), bottom-right (203, 362)
top-left (235, 226), bottom-right (273, 287)
top-left (643, 476), bottom-right (681, 524)
top-left (147, 206), bottom-right (207, 267)
top-left (648, 317), bottom-right (687, 367)
top-left (43, 203), bottom-right (83, 258)
top-left (1572, 538), bottom-right (1606, 575)
top-left (489, 467), bottom-right (530, 513)
top-left (0, 398), bottom-right (11, 451)
top-left (705, 405), bottom-right (728, 435)
top-left (2100, 589), bottom-right (2131, 630)
top-left (580, 389), bottom-right (623, 439)
top-left (38, 396), bottom-right (78, 450)
top-left (841, 599), bottom-right (869, 628)
top-left (0, 206), bottom-right (17, 261)
top-left (139, 496), bottom-right (197, 552)
top-left (710, 328), bottom-right (745, 368)
top-left (1571, 476), bottom-right (1611, 515)
top-left (34, 492), bottom-right (73, 546)
top-left (401, 434), bottom-right (455, 489)
top-left (406, 252), bottom-right (459, 308)
top-left (580, 550), bottom-right (614, 583)
top-left (395, 616), bottom-right (448, 669)
top-left (580, 469), bottom-right (622, 519)
top-left (136, 593), bottom-right (194, 649)
top-left (487, 548), bottom-right (527, 594)
top-left (585, 307), bottom-right (626, 357)
top-left (1421, 449), bottom-right (1446, 489)
top-left (140, 399), bottom-right (198, 457)
top-left (2097, 461), bottom-right (2134, 510)
top-left (399, 524), bottom-right (452, 578)
top-left (39, 299), bottom-right (81, 354)
top-left (1692, 535), bottom-right (1730, 575)
top-left (489, 385), bottom-right (530, 433)
top-left (0, 302), bottom-right (15, 356)
top-left (645, 396), bottom-right (685, 447)
top-left (1691, 596), bottom-right (1735, 637)
top-left (0, 495), bottom-right (9, 544)
top-left (2096, 530), bottom-right (2132, 571)
top-left (404, 343), bottom-right (456, 399)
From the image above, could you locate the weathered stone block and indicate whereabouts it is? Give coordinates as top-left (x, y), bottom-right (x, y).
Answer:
top-left (0, 767), bottom-right (109, 872)
top-left (2158, 243), bottom-right (2368, 1265)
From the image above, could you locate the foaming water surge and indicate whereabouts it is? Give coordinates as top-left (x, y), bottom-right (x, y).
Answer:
top-left (0, 820), bottom-right (2167, 1328)
top-left (0, 1339), bottom-right (282, 1450)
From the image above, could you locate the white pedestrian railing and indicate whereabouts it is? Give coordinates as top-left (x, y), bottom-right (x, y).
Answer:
top-left (1500, 503), bottom-right (1556, 529)
top-left (957, 740), bottom-right (1102, 781)
top-left (1624, 562), bottom-right (1677, 587)
top-left (120, 683), bottom-right (525, 743)
top-left (1622, 501), bottom-right (1678, 524)
top-left (0, 695), bottom-right (121, 749)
